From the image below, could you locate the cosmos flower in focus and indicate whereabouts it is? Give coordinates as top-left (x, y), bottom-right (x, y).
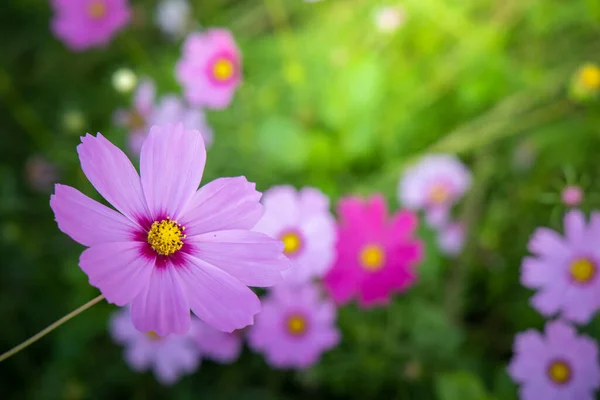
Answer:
top-left (253, 186), bottom-right (336, 284)
top-left (193, 320), bottom-right (243, 364)
top-left (248, 283), bottom-right (339, 369)
top-left (110, 306), bottom-right (200, 385)
top-left (561, 185), bottom-right (584, 208)
top-left (50, 123), bottom-right (288, 335)
top-left (374, 6), bottom-right (405, 33)
top-left (155, 0), bottom-right (191, 39)
top-left (570, 63), bottom-right (600, 101)
top-left (176, 29), bottom-right (242, 109)
top-left (50, 0), bottom-right (131, 51)
top-left (437, 222), bottom-right (465, 257)
top-left (508, 320), bottom-right (600, 400)
top-left (25, 155), bottom-right (59, 193)
top-left (521, 210), bottom-right (600, 324)
top-left (323, 195), bottom-right (423, 308)
top-left (398, 154), bottom-right (472, 228)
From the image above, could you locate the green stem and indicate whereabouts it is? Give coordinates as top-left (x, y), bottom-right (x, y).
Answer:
top-left (0, 294), bottom-right (105, 363)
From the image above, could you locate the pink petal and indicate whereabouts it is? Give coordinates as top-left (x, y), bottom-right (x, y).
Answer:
top-left (125, 341), bottom-right (154, 371)
top-left (527, 228), bottom-right (568, 258)
top-left (253, 185), bottom-right (300, 231)
top-left (130, 264), bottom-right (191, 336)
top-left (180, 177), bottom-right (262, 236)
top-left (521, 257), bottom-right (555, 288)
top-left (530, 288), bottom-right (562, 317)
top-left (185, 230), bottom-right (287, 287)
top-left (51, 184), bottom-right (139, 247)
top-left (139, 124), bottom-right (206, 221)
top-left (77, 133), bottom-right (149, 222)
top-left (388, 210), bottom-right (419, 238)
top-left (79, 242), bottom-right (155, 306)
top-left (564, 209), bottom-right (587, 244)
top-left (299, 187), bottom-right (330, 214)
top-left (134, 79), bottom-right (155, 116)
top-left (178, 254), bottom-right (261, 332)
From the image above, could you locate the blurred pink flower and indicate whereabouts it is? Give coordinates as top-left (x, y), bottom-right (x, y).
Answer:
top-left (50, 0), bottom-right (131, 51)
top-left (110, 306), bottom-right (200, 385)
top-left (398, 154), bottom-right (472, 228)
top-left (114, 79), bottom-right (156, 153)
top-left (253, 186), bottom-right (336, 285)
top-left (323, 195), bottom-right (423, 308)
top-left (193, 320), bottom-right (243, 364)
top-left (508, 320), bottom-right (600, 400)
top-left (25, 155), bottom-right (58, 192)
top-left (437, 222), bottom-right (465, 257)
top-left (521, 210), bottom-right (600, 324)
top-left (248, 283), bottom-right (339, 369)
top-left (176, 29), bottom-right (242, 109)
top-left (374, 6), bottom-right (405, 33)
top-left (50, 124), bottom-right (288, 336)
top-left (561, 185), bottom-right (584, 208)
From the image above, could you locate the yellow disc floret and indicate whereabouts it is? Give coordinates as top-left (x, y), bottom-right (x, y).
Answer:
top-left (212, 58), bottom-right (235, 81)
top-left (548, 360), bottom-right (571, 384)
top-left (87, 1), bottom-right (106, 19)
top-left (359, 244), bottom-right (385, 272)
top-left (569, 258), bottom-right (596, 284)
top-left (286, 314), bottom-right (307, 336)
top-left (147, 217), bottom-right (186, 256)
top-left (280, 231), bottom-right (302, 255)
top-left (578, 64), bottom-right (600, 90)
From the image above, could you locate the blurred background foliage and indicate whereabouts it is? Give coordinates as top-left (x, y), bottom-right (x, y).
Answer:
top-left (2, 0), bottom-right (600, 399)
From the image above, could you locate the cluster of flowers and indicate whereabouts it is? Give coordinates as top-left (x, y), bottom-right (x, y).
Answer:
top-left (509, 210), bottom-right (600, 399)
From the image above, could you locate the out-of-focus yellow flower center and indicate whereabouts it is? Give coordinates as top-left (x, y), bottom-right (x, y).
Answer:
top-left (286, 315), bottom-right (307, 336)
top-left (578, 64), bottom-right (600, 90)
top-left (548, 360), bottom-right (571, 384)
top-left (87, 1), bottom-right (106, 19)
top-left (359, 244), bottom-right (385, 272)
top-left (147, 217), bottom-right (186, 256)
top-left (280, 232), bottom-right (301, 255)
top-left (129, 111), bottom-right (146, 130)
top-left (428, 183), bottom-right (450, 205)
top-left (212, 58), bottom-right (235, 81)
top-left (569, 258), bottom-right (596, 283)
top-left (146, 331), bottom-right (162, 341)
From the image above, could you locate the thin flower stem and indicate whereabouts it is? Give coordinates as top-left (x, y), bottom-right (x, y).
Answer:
top-left (0, 294), bottom-right (105, 363)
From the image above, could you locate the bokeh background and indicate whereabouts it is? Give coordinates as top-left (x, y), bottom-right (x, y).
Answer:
top-left (2, 0), bottom-right (600, 398)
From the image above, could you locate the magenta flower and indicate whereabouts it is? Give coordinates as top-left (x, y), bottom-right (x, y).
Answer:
top-left (398, 154), bottom-right (472, 228)
top-left (508, 320), bottom-right (600, 400)
top-left (437, 222), bottom-right (465, 257)
top-left (323, 195), bottom-right (423, 307)
top-left (50, 123), bottom-right (288, 336)
top-left (253, 186), bottom-right (336, 284)
top-left (521, 210), bottom-right (600, 324)
top-left (247, 283), bottom-right (339, 369)
top-left (176, 29), bottom-right (242, 109)
top-left (110, 306), bottom-right (200, 385)
top-left (50, 0), bottom-right (131, 51)
top-left (193, 320), bottom-right (243, 364)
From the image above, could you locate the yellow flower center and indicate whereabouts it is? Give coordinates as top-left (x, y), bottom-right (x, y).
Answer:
top-left (547, 360), bottom-right (571, 384)
top-left (212, 58), bottom-right (235, 81)
top-left (87, 1), bottom-right (106, 19)
top-left (146, 331), bottom-right (162, 341)
top-left (579, 64), bottom-right (600, 90)
top-left (569, 258), bottom-right (596, 284)
top-left (129, 111), bottom-right (146, 130)
top-left (147, 217), bottom-right (186, 256)
top-left (359, 244), bottom-right (385, 272)
top-left (428, 183), bottom-right (450, 205)
top-left (286, 314), bottom-right (307, 336)
top-left (280, 231), bottom-right (301, 255)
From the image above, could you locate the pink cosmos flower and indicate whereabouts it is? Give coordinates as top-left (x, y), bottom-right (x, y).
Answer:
top-left (253, 186), bottom-right (336, 284)
top-left (561, 185), bottom-right (584, 208)
top-left (176, 29), bottom-right (242, 109)
top-left (247, 283), bottom-right (339, 369)
top-left (193, 320), bottom-right (243, 364)
top-left (50, 0), bottom-right (131, 51)
top-left (521, 210), bottom-right (600, 324)
top-left (323, 195), bottom-right (423, 307)
top-left (25, 155), bottom-right (59, 193)
top-left (437, 222), bottom-right (465, 257)
top-left (508, 320), bottom-right (600, 400)
top-left (50, 123), bottom-right (288, 336)
top-left (114, 79), bottom-right (155, 153)
top-left (110, 306), bottom-right (200, 385)
top-left (398, 154), bottom-right (472, 228)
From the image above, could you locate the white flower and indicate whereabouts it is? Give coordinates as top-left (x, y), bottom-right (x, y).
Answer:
top-left (155, 0), bottom-right (191, 38)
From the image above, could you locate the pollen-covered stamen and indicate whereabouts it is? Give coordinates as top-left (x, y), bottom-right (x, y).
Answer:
top-left (547, 359), bottom-right (571, 384)
top-left (147, 217), bottom-right (186, 256)
top-left (87, 0), bottom-right (106, 19)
